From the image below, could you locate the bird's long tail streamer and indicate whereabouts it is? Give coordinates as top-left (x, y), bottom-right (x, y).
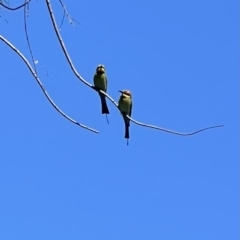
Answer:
top-left (105, 114), bottom-right (109, 124)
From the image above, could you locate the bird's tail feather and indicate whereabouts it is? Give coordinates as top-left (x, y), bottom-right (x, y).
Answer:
top-left (123, 116), bottom-right (130, 139)
top-left (99, 93), bottom-right (109, 114)
top-left (125, 124), bottom-right (130, 139)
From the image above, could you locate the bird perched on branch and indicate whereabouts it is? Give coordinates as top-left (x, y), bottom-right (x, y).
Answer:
top-left (93, 65), bottom-right (110, 118)
top-left (118, 90), bottom-right (132, 144)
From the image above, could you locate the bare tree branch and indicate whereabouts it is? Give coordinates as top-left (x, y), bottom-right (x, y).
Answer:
top-left (0, 0), bottom-right (31, 11)
top-left (45, 0), bottom-right (224, 136)
top-left (23, 0), bottom-right (37, 74)
top-left (0, 35), bottom-right (98, 134)
top-left (58, 0), bottom-right (80, 30)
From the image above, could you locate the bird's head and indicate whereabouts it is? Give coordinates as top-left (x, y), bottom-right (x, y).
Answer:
top-left (96, 64), bottom-right (105, 74)
top-left (119, 90), bottom-right (132, 98)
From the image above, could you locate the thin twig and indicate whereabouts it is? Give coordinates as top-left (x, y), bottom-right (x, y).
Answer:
top-left (0, 8), bottom-right (8, 23)
top-left (0, 0), bottom-right (31, 10)
top-left (0, 35), bottom-right (98, 134)
top-left (128, 119), bottom-right (224, 136)
top-left (45, 0), bottom-right (224, 136)
top-left (58, 0), bottom-right (79, 30)
top-left (24, 0), bottom-right (37, 74)
top-left (23, 1), bottom-right (49, 77)
top-left (59, 10), bottom-right (65, 30)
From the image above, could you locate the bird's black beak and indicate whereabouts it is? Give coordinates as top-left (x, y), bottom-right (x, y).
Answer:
top-left (118, 90), bottom-right (123, 94)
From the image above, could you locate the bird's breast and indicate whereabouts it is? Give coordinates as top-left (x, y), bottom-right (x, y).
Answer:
top-left (94, 74), bottom-right (107, 91)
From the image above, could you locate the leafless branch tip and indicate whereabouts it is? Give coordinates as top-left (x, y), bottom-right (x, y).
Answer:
top-left (58, 0), bottom-right (80, 30)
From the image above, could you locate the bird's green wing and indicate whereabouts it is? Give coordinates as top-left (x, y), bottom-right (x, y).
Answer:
top-left (105, 75), bottom-right (108, 91)
top-left (129, 101), bottom-right (132, 117)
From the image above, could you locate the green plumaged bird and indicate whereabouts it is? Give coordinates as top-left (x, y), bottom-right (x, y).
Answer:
top-left (93, 64), bottom-right (109, 114)
top-left (118, 90), bottom-right (132, 141)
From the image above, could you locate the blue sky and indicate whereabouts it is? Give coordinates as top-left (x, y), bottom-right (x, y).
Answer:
top-left (0, 0), bottom-right (239, 239)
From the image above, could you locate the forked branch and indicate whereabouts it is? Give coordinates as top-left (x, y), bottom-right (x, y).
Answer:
top-left (58, 0), bottom-right (80, 30)
top-left (0, 35), bottom-right (98, 134)
top-left (45, 0), bottom-right (224, 136)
